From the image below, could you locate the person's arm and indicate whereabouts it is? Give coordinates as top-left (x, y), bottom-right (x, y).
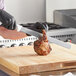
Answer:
top-left (0, 0), bottom-right (16, 30)
top-left (0, 9), bottom-right (16, 30)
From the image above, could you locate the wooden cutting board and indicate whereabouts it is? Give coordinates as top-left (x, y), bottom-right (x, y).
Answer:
top-left (0, 43), bottom-right (76, 74)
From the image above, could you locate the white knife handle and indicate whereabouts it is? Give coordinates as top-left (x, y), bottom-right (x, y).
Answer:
top-left (16, 24), bottom-right (22, 32)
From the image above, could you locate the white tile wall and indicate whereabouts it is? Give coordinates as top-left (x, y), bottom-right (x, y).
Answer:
top-left (5, 0), bottom-right (46, 24)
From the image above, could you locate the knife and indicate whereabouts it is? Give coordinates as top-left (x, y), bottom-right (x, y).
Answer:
top-left (17, 24), bottom-right (71, 49)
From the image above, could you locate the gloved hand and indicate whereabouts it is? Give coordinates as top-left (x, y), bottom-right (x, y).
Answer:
top-left (34, 22), bottom-right (48, 32)
top-left (0, 9), bottom-right (16, 30)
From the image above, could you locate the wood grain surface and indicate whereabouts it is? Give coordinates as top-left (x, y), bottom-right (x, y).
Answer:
top-left (1, 64), bottom-right (76, 76)
top-left (0, 43), bottom-right (76, 74)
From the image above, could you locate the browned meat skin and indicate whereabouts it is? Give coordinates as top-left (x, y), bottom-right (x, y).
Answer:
top-left (34, 29), bottom-right (52, 56)
top-left (0, 26), bottom-right (27, 40)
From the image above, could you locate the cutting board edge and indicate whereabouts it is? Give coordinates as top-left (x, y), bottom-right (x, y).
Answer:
top-left (1, 57), bottom-right (76, 74)
top-left (18, 60), bottom-right (76, 74)
top-left (0, 57), bottom-right (20, 74)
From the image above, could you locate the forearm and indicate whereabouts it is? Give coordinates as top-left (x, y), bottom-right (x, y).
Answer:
top-left (0, 9), bottom-right (16, 30)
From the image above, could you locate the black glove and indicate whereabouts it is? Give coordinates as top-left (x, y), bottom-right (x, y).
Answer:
top-left (34, 22), bottom-right (48, 32)
top-left (0, 9), bottom-right (16, 30)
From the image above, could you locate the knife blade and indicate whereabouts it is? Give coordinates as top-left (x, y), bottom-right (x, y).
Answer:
top-left (47, 34), bottom-right (71, 49)
top-left (17, 24), bottom-right (71, 49)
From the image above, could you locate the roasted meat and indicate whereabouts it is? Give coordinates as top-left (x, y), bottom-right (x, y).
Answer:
top-left (34, 29), bottom-right (52, 56)
top-left (0, 26), bottom-right (27, 40)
